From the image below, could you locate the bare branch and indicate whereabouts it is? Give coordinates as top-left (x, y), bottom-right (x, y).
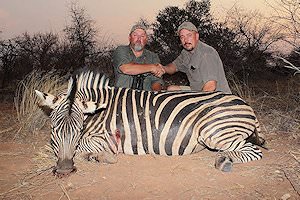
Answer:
top-left (265, 0), bottom-right (300, 48)
top-left (274, 55), bottom-right (300, 75)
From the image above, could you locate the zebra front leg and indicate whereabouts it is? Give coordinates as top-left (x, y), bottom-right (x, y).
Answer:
top-left (215, 142), bottom-right (263, 172)
top-left (77, 133), bottom-right (119, 164)
top-left (79, 128), bottom-right (121, 164)
top-left (85, 151), bottom-right (118, 164)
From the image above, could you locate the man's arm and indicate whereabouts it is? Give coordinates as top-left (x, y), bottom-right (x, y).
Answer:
top-left (162, 63), bottom-right (177, 75)
top-left (120, 62), bottom-right (164, 77)
top-left (202, 80), bottom-right (217, 92)
top-left (113, 46), bottom-right (164, 77)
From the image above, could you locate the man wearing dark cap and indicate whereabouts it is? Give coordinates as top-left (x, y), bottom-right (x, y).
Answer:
top-left (113, 23), bottom-right (165, 91)
top-left (162, 21), bottom-right (231, 94)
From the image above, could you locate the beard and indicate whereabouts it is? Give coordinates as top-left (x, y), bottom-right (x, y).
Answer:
top-left (183, 43), bottom-right (194, 51)
top-left (131, 42), bottom-right (144, 52)
top-left (134, 44), bottom-right (143, 51)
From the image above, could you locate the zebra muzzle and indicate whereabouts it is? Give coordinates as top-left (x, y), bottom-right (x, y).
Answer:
top-left (53, 159), bottom-right (77, 177)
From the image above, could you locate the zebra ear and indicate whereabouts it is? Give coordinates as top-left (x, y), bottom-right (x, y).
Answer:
top-left (80, 101), bottom-right (107, 114)
top-left (35, 90), bottom-right (58, 114)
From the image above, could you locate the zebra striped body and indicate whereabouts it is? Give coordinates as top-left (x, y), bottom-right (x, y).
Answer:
top-left (36, 70), bottom-right (264, 174)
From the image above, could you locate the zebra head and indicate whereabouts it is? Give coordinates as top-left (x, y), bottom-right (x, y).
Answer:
top-left (35, 75), bottom-right (107, 177)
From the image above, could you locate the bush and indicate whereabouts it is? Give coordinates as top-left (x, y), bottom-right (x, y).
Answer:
top-left (14, 69), bottom-right (70, 132)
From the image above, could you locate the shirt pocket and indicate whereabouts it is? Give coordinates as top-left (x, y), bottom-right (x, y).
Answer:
top-left (188, 63), bottom-right (201, 82)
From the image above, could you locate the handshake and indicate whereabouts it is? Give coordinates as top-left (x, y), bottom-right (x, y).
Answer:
top-left (151, 63), bottom-right (166, 77)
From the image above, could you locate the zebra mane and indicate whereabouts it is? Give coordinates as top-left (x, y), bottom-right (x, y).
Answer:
top-left (66, 75), bottom-right (78, 115)
top-left (73, 69), bottom-right (110, 101)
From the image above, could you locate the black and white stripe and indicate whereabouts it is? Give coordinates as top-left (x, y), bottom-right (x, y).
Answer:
top-left (38, 70), bottom-right (264, 172)
top-left (77, 71), bottom-right (263, 159)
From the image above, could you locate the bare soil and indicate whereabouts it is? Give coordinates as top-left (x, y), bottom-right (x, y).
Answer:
top-left (0, 103), bottom-right (299, 200)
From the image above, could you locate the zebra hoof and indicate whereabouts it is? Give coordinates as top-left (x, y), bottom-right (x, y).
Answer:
top-left (86, 152), bottom-right (118, 164)
top-left (215, 156), bottom-right (233, 172)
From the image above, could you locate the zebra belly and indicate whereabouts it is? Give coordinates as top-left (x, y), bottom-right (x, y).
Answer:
top-left (119, 127), bottom-right (200, 156)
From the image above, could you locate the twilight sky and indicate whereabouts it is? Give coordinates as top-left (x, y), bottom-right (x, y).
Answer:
top-left (0, 0), bottom-right (273, 45)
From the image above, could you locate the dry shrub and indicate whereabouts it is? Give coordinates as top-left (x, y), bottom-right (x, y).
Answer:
top-left (228, 71), bottom-right (300, 135)
top-left (254, 94), bottom-right (300, 135)
top-left (264, 109), bottom-right (300, 133)
top-left (14, 70), bottom-right (69, 133)
top-left (227, 71), bottom-right (254, 101)
top-left (250, 77), bottom-right (299, 135)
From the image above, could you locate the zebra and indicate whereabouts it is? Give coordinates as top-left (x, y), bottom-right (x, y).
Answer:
top-left (35, 70), bottom-right (265, 176)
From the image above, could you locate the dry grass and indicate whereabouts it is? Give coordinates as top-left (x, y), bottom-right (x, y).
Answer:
top-left (0, 167), bottom-right (58, 200)
top-left (262, 109), bottom-right (300, 134)
top-left (227, 71), bottom-right (255, 100)
top-left (0, 144), bottom-right (100, 200)
top-left (228, 71), bottom-right (300, 135)
top-left (14, 70), bottom-right (69, 133)
top-left (249, 77), bottom-right (299, 135)
top-left (0, 143), bottom-right (57, 200)
top-left (33, 144), bottom-right (56, 170)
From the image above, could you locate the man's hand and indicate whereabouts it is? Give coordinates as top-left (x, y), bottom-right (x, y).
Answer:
top-left (151, 64), bottom-right (165, 77)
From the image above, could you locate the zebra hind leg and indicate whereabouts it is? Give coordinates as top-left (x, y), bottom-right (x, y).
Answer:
top-left (215, 142), bottom-right (263, 172)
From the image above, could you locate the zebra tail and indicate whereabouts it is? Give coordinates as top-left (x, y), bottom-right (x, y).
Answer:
top-left (246, 117), bottom-right (268, 150)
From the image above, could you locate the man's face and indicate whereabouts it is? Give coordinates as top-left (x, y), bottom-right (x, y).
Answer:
top-left (179, 29), bottom-right (199, 51)
top-left (129, 29), bottom-right (147, 52)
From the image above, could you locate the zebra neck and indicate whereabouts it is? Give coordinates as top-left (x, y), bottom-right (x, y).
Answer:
top-left (105, 129), bottom-right (121, 154)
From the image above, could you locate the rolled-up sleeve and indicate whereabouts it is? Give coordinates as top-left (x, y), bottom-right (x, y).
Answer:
top-left (152, 53), bottom-right (160, 64)
top-left (173, 51), bottom-right (185, 72)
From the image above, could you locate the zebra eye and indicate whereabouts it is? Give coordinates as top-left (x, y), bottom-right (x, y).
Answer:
top-left (40, 105), bottom-right (53, 116)
top-left (82, 101), bottom-right (88, 109)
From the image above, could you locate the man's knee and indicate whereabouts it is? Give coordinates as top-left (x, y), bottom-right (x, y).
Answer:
top-left (167, 85), bottom-right (183, 91)
top-left (151, 82), bottom-right (163, 91)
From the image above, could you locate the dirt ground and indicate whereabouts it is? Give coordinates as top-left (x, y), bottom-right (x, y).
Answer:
top-left (0, 102), bottom-right (299, 200)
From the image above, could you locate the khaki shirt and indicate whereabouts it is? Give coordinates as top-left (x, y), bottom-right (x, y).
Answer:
top-left (173, 41), bottom-right (231, 94)
top-left (113, 45), bottom-right (164, 91)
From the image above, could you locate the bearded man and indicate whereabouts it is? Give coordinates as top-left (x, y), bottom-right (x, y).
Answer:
top-left (113, 24), bottom-right (165, 91)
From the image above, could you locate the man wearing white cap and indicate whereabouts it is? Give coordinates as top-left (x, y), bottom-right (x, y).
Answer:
top-left (113, 23), bottom-right (165, 91)
top-left (162, 21), bottom-right (231, 94)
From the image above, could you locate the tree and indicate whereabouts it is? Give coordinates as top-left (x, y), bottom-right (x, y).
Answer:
top-left (266, 0), bottom-right (300, 73)
top-left (204, 22), bottom-right (242, 73)
top-left (15, 32), bottom-right (59, 71)
top-left (276, 50), bottom-right (300, 75)
top-left (287, 48), bottom-right (300, 71)
top-left (225, 7), bottom-right (284, 72)
top-left (0, 39), bottom-right (19, 88)
top-left (266, 0), bottom-right (300, 48)
top-left (63, 2), bottom-right (98, 69)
